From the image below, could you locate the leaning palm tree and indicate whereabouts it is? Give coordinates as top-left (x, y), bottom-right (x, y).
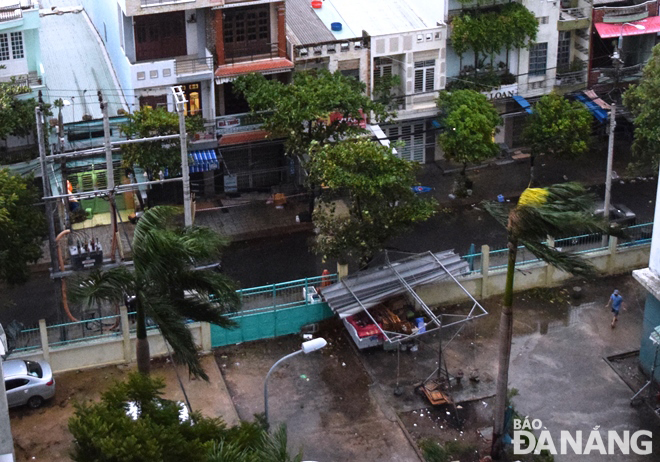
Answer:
top-left (70, 206), bottom-right (239, 380)
top-left (484, 183), bottom-right (619, 459)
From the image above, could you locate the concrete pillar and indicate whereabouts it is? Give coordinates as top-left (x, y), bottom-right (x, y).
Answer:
top-left (546, 236), bottom-right (555, 285)
top-left (480, 244), bottom-right (490, 298)
top-left (0, 359), bottom-right (15, 460)
top-left (120, 305), bottom-right (132, 363)
top-left (200, 322), bottom-right (212, 353)
top-left (337, 262), bottom-right (349, 280)
top-left (214, 11), bottom-right (225, 65)
top-left (608, 236), bottom-right (618, 274)
top-left (277, 2), bottom-right (286, 58)
top-left (38, 319), bottom-right (49, 362)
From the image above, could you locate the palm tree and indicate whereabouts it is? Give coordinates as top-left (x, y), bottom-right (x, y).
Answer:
top-left (484, 183), bottom-right (618, 459)
top-left (70, 206), bottom-right (239, 380)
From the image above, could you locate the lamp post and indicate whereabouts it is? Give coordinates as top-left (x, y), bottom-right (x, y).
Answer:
top-left (264, 337), bottom-right (327, 428)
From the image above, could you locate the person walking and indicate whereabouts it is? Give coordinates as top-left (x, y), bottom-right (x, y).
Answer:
top-left (605, 289), bottom-right (625, 328)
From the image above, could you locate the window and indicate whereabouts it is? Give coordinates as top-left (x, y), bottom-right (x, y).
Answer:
top-left (223, 6), bottom-right (270, 58)
top-left (414, 60), bottom-right (435, 93)
top-left (10, 32), bottom-right (23, 59)
top-left (387, 122), bottom-right (425, 163)
top-left (537, 16), bottom-right (549, 25)
top-left (0, 32), bottom-right (23, 61)
top-left (340, 69), bottom-right (360, 81)
top-left (557, 31), bottom-right (571, 71)
top-left (181, 82), bottom-right (201, 116)
top-left (374, 57), bottom-right (393, 88)
top-left (528, 43), bottom-right (548, 77)
top-left (0, 34), bottom-right (8, 61)
top-left (5, 379), bottom-right (29, 391)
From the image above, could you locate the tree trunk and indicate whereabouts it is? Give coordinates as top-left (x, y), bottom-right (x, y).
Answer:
top-left (529, 154), bottom-right (536, 187)
top-left (491, 235), bottom-right (517, 459)
top-left (135, 300), bottom-right (150, 375)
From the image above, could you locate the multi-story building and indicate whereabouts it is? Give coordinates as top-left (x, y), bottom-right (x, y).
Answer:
top-left (589, 0), bottom-right (660, 91)
top-left (0, 0), bottom-right (44, 152)
top-left (287, 0), bottom-right (447, 163)
top-left (446, 0), bottom-right (595, 151)
top-left (81, 0), bottom-right (294, 193)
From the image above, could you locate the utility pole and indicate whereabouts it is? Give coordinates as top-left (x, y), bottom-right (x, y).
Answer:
top-left (604, 103), bottom-right (616, 232)
top-left (36, 104), bottom-right (60, 270)
top-left (172, 86), bottom-right (192, 227)
top-left (99, 92), bottom-right (118, 261)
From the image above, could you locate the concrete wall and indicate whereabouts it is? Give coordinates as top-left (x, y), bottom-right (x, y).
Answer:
top-left (11, 310), bottom-right (211, 374)
top-left (417, 240), bottom-right (649, 305)
top-left (639, 294), bottom-right (660, 384)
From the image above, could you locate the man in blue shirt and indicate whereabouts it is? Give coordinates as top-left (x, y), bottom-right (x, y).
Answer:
top-left (605, 289), bottom-right (625, 328)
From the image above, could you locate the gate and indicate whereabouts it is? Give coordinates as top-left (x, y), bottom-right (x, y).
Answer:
top-left (211, 274), bottom-right (337, 348)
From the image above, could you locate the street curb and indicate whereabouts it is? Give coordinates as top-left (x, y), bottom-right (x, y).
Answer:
top-left (228, 222), bottom-right (314, 242)
top-left (205, 352), bottom-right (242, 426)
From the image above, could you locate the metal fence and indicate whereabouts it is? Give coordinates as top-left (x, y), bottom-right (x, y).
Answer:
top-left (618, 222), bottom-right (653, 248)
top-left (236, 274), bottom-right (338, 316)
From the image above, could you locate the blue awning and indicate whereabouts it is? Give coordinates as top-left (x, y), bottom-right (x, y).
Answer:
top-left (574, 94), bottom-right (608, 124)
top-left (189, 149), bottom-right (219, 173)
top-left (513, 95), bottom-right (533, 114)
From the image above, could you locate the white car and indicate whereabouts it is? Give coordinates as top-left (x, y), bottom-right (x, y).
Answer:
top-left (3, 359), bottom-right (55, 408)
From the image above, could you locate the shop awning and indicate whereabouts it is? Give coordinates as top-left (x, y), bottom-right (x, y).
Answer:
top-left (189, 149), bottom-right (219, 173)
top-left (594, 16), bottom-right (660, 39)
top-left (321, 250), bottom-right (488, 344)
top-left (574, 93), bottom-right (609, 123)
top-left (513, 95), bottom-right (533, 114)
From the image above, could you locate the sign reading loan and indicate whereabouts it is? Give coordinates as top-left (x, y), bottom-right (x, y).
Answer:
top-left (481, 83), bottom-right (518, 101)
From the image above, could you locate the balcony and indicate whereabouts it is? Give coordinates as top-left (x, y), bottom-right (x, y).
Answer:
top-left (129, 50), bottom-right (214, 89)
top-left (215, 111), bottom-right (271, 136)
top-left (595, 0), bottom-right (656, 23)
top-left (295, 38), bottom-right (368, 59)
top-left (559, 8), bottom-right (591, 30)
top-left (216, 43), bottom-right (293, 84)
top-left (140, 0), bottom-right (195, 6)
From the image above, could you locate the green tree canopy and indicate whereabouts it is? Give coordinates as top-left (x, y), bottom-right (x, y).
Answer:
top-left (623, 44), bottom-right (660, 172)
top-left (451, 4), bottom-right (537, 70)
top-left (70, 206), bottom-right (239, 379)
top-left (233, 70), bottom-right (391, 160)
top-left (69, 373), bottom-right (302, 462)
top-left (436, 90), bottom-right (500, 176)
top-left (120, 107), bottom-right (204, 176)
top-left (308, 140), bottom-right (437, 264)
top-left (522, 93), bottom-right (592, 181)
top-left (0, 81), bottom-right (38, 140)
top-left (0, 169), bottom-right (45, 285)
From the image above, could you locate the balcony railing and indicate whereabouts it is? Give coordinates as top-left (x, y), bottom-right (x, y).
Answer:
top-left (140, 0), bottom-right (194, 6)
top-left (295, 38), bottom-right (368, 59)
top-left (224, 43), bottom-right (276, 64)
top-left (215, 111), bottom-right (272, 136)
top-left (175, 56), bottom-right (214, 76)
top-left (555, 70), bottom-right (587, 86)
top-left (596, 0), bottom-right (655, 22)
top-left (560, 8), bottom-right (588, 21)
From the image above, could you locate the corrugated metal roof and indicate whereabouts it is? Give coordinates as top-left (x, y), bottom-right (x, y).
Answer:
top-left (287, 0), bottom-right (336, 45)
top-left (316, 0), bottom-right (445, 38)
top-left (322, 250), bottom-right (470, 319)
top-left (39, 10), bottom-right (127, 124)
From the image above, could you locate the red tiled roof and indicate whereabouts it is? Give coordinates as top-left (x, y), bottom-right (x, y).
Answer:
top-left (219, 130), bottom-right (270, 146)
top-left (215, 58), bottom-right (294, 78)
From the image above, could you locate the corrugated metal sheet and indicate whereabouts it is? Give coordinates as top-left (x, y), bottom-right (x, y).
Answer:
top-left (322, 250), bottom-right (469, 319)
top-left (39, 10), bottom-right (127, 124)
top-left (287, 0), bottom-right (336, 45)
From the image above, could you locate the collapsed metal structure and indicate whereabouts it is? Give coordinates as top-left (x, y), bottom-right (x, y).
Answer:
top-left (322, 250), bottom-right (488, 344)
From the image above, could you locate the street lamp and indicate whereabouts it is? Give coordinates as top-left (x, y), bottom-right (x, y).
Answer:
top-left (613, 23), bottom-right (645, 61)
top-left (264, 337), bottom-right (327, 427)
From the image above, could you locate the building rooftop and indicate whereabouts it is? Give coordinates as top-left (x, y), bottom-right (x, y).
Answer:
top-left (286, 0), bottom-right (337, 45)
top-left (39, 10), bottom-right (127, 124)
top-left (311, 0), bottom-right (445, 39)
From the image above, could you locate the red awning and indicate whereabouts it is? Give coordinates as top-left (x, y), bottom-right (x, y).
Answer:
top-left (594, 16), bottom-right (660, 39)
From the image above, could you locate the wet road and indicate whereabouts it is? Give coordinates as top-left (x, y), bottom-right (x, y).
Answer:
top-left (223, 179), bottom-right (658, 288)
top-left (1, 179), bottom-right (656, 326)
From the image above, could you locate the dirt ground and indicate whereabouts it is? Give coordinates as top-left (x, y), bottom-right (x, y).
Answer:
top-left (8, 355), bottom-right (237, 462)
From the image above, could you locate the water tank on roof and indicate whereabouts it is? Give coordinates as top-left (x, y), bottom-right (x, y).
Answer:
top-left (331, 22), bottom-right (342, 31)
